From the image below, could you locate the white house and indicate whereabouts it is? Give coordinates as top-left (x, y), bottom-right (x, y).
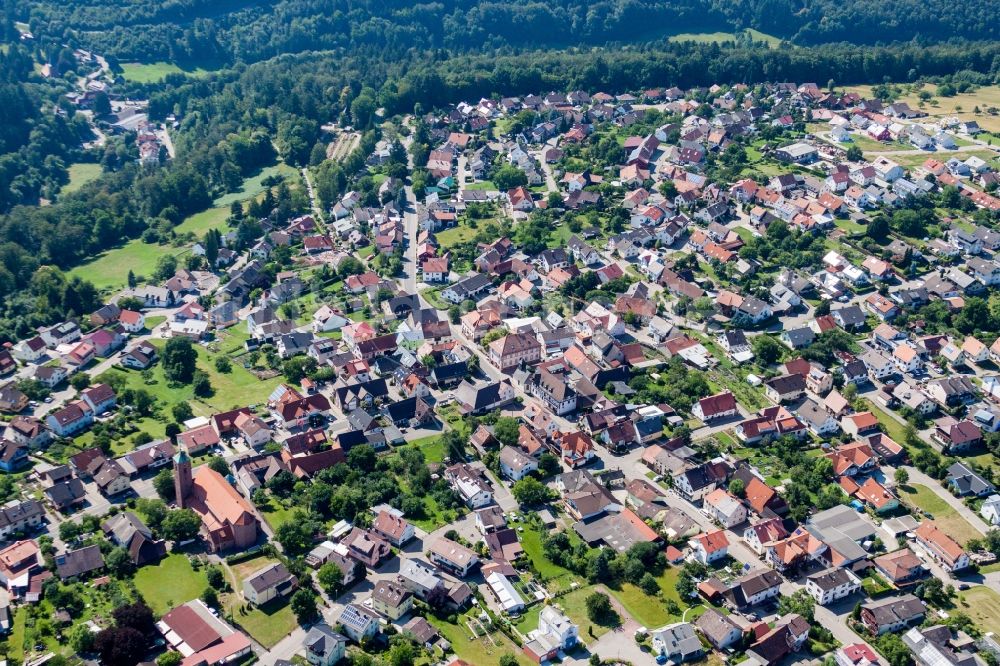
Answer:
top-left (498, 446), bottom-right (538, 482)
top-left (312, 305), bottom-right (349, 333)
top-left (524, 606), bottom-right (579, 663)
top-left (304, 624), bottom-right (348, 666)
top-left (981, 494), bottom-right (1000, 526)
top-left (806, 567), bottom-right (862, 606)
top-left (689, 530), bottom-right (729, 565)
top-left (702, 489), bottom-right (746, 528)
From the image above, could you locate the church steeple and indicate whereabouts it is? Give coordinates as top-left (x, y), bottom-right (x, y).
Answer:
top-left (174, 444), bottom-right (192, 508)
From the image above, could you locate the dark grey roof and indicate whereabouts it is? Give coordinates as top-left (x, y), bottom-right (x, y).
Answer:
top-left (55, 545), bottom-right (104, 579)
top-left (245, 562), bottom-right (295, 593)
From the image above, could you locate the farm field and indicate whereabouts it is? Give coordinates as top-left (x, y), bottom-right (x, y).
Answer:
top-left (119, 61), bottom-right (214, 83)
top-left (59, 162), bottom-right (103, 196)
top-left (843, 84), bottom-right (1000, 134)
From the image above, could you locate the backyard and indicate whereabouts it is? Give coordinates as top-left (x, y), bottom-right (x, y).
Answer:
top-left (607, 566), bottom-right (692, 629)
top-left (224, 555), bottom-right (299, 648)
top-left (427, 613), bottom-right (533, 666)
top-left (134, 552), bottom-right (209, 614)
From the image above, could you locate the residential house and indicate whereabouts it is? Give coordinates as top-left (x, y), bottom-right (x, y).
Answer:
top-left (689, 530), bottom-right (729, 565)
top-left (914, 522), bottom-right (969, 572)
top-left (860, 595), bottom-right (926, 635)
top-left (242, 562), bottom-right (296, 606)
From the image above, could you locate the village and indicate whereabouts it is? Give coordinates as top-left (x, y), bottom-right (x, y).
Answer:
top-left (1, 77), bottom-right (1000, 666)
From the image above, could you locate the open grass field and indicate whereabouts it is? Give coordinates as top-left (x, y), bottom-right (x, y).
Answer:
top-left (68, 237), bottom-right (185, 291)
top-left (134, 553), bottom-right (208, 614)
top-left (465, 180), bottom-right (498, 191)
top-left (69, 164), bottom-right (300, 292)
top-left (100, 339), bottom-right (285, 419)
top-left (607, 567), bottom-right (687, 629)
top-left (59, 163), bottom-right (103, 196)
top-left (843, 84), bottom-right (1000, 134)
top-left (120, 61), bottom-right (214, 83)
top-left (436, 224), bottom-right (479, 249)
top-left (898, 483), bottom-right (981, 545)
top-left (957, 586), bottom-right (1000, 635)
top-left (214, 163), bottom-right (300, 208)
top-left (667, 29), bottom-right (782, 47)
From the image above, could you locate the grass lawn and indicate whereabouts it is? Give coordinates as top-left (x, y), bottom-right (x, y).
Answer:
top-left (214, 163), bottom-right (300, 208)
top-left (850, 134), bottom-right (908, 154)
top-left (223, 555), bottom-right (299, 648)
top-left (134, 553), bottom-right (208, 614)
top-left (257, 495), bottom-right (296, 531)
top-left (436, 225), bottom-right (478, 249)
top-left (69, 164), bottom-right (302, 292)
top-left (120, 61), bottom-right (214, 83)
top-left (957, 586), bottom-right (1000, 635)
top-left (862, 400), bottom-right (910, 445)
top-left (833, 218), bottom-right (867, 235)
top-left (8, 607), bottom-right (25, 662)
top-left (68, 238), bottom-right (185, 292)
top-left (409, 435), bottom-right (446, 463)
top-left (465, 181), bottom-right (497, 191)
top-left (174, 206), bottom-right (231, 237)
top-left (899, 483), bottom-right (981, 545)
top-left (558, 588), bottom-right (618, 639)
top-left (608, 567), bottom-right (687, 628)
top-left (549, 224), bottom-right (575, 248)
top-left (145, 315), bottom-right (167, 330)
top-left (99, 340), bottom-right (285, 419)
top-left (231, 599), bottom-right (298, 648)
top-left (427, 614), bottom-right (533, 666)
top-left (59, 162), bottom-right (103, 196)
top-left (667, 29), bottom-right (781, 47)
top-left (520, 525), bottom-right (577, 583)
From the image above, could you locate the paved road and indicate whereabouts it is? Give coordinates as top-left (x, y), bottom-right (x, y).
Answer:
top-left (301, 167), bottom-right (324, 225)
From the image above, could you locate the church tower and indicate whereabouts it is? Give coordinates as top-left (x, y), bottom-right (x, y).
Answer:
top-left (174, 445), bottom-right (193, 509)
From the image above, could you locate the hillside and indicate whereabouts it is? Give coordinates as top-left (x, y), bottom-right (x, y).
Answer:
top-left (21, 0), bottom-right (1000, 67)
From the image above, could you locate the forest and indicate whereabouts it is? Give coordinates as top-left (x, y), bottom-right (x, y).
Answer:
top-left (4, 0), bottom-right (1000, 344)
top-left (18, 0), bottom-right (1000, 67)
